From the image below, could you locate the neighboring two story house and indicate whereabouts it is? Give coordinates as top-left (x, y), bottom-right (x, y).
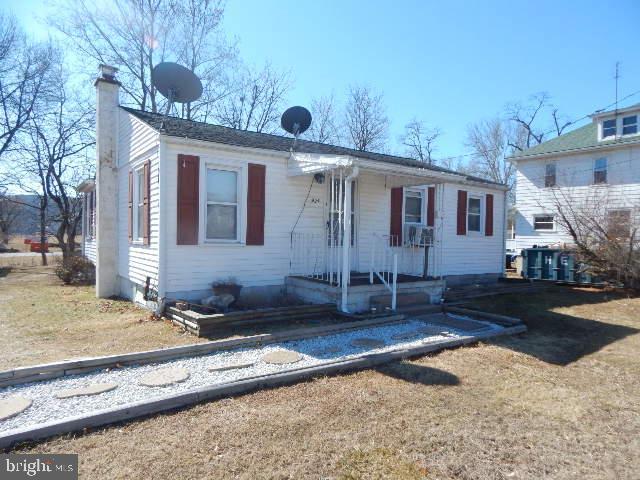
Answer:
top-left (509, 103), bottom-right (640, 251)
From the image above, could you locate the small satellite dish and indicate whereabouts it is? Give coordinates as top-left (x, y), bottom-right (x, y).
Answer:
top-left (281, 106), bottom-right (312, 137)
top-left (152, 62), bottom-right (203, 110)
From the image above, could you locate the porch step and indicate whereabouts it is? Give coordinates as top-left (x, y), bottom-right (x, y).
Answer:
top-left (370, 292), bottom-right (432, 309)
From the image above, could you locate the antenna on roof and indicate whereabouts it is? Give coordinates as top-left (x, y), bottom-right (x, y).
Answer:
top-left (152, 62), bottom-right (203, 126)
top-left (280, 106), bottom-right (312, 152)
top-left (614, 61), bottom-right (621, 115)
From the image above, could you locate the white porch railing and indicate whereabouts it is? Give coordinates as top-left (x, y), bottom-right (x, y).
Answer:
top-left (290, 232), bottom-right (345, 286)
top-left (369, 234), bottom-right (399, 310)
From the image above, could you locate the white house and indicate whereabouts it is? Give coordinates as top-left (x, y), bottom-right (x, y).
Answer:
top-left (509, 103), bottom-right (640, 251)
top-left (80, 65), bottom-right (508, 313)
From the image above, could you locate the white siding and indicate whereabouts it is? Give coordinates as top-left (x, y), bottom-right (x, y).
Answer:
top-left (84, 238), bottom-right (97, 263)
top-left (438, 183), bottom-right (506, 276)
top-left (164, 141), bottom-right (326, 294)
top-left (514, 145), bottom-right (640, 249)
top-left (117, 110), bottom-right (161, 292)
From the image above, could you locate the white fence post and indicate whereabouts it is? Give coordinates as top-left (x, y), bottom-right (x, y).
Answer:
top-left (392, 254), bottom-right (398, 311)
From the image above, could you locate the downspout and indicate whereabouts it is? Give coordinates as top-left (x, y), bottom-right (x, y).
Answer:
top-left (156, 137), bottom-right (167, 314)
top-left (501, 190), bottom-right (508, 277)
top-left (340, 166), bottom-right (359, 312)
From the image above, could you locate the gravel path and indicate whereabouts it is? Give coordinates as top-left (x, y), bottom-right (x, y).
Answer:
top-left (0, 316), bottom-right (501, 434)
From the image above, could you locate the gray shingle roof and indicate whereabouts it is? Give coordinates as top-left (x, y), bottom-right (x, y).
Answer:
top-left (511, 118), bottom-right (640, 159)
top-left (122, 107), bottom-right (503, 186)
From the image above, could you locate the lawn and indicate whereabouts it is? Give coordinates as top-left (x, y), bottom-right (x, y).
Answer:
top-left (3, 268), bottom-right (640, 479)
top-left (0, 267), bottom-right (204, 370)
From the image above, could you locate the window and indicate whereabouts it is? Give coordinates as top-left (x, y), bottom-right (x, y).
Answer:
top-left (622, 115), bottom-right (638, 135)
top-left (328, 180), bottom-right (356, 246)
top-left (87, 191), bottom-right (96, 238)
top-left (607, 209), bottom-right (631, 238)
top-left (534, 215), bottom-right (554, 231)
top-left (594, 158), bottom-right (607, 184)
top-left (206, 168), bottom-right (239, 240)
top-left (404, 189), bottom-right (424, 224)
top-left (602, 119), bottom-right (616, 138)
top-left (545, 163), bottom-right (556, 187)
top-left (135, 170), bottom-right (144, 240)
top-left (467, 196), bottom-right (482, 233)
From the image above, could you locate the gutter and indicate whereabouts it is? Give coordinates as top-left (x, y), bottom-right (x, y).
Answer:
top-left (507, 137), bottom-right (640, 163)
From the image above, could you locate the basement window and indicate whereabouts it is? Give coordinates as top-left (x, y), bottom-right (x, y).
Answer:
top-left (534, 215), bottom-right (554, 231)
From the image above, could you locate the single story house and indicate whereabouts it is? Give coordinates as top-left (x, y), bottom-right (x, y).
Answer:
top-left (80, 65), bottom-right (508, 313)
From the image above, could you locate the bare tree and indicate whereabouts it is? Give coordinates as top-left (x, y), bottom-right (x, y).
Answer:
top-left (466, 118), bottom-right (519, 188)
top-left (0, 13), bottom-right (54, 160)
top-left (32, 72), bottom-right (94, 259)
top-left (549, 187), bottom-right (640, 290)
top-left (344, 86), bottom-right (389, 152)
top-left (215, 63), bottom-right (291, 133)
top-left (306, 94), bottom-right (341, 145)
top-left (400, 119), bottom-right (441, 164)
top-left (0, 191), bottom-right (21, 248)
top-left (52, 0), bottom-right (237, 120)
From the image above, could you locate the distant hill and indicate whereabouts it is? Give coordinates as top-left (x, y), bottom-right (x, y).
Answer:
top-left (6, 195), bottom-right (61, 236)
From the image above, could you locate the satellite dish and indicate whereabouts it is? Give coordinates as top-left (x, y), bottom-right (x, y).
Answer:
top-left (281, 106), bottom-right (312, 137)
top-left (152, 62), bottom-right (203, 111)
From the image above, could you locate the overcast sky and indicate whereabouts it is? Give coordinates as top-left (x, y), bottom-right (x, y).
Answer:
top-left (7, 0), bottom-right (640, 159)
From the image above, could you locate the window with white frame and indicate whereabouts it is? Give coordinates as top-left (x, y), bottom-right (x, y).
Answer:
top-left (534, 215), bottom-right (554, 231)
top-left (404, 189), bottom-right (424, 225)
top-left (134, 169), bottom-right (144, 241)
top-left (467, 196), bottom-right (482, 233)
top-left (622, 115), bottom-right (638, 136)
top-left (602, 119), bottom-right (616, 138)
top-left (545, 162), bottom-right (556, 187)
top-left (205, 167), bottom-right (239, 241)
top-left (594, 158), bottom-right (607, 184)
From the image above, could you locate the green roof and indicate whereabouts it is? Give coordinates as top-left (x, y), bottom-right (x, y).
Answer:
top-left (511, 121), bottom-right (640, 159)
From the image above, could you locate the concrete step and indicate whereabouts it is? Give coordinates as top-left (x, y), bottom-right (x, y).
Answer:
top-left (370, 292), bottom-right (431, 308)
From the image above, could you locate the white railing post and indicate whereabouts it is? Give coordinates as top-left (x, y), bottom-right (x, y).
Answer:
top-left (392, 254), bottom-right (398, 311)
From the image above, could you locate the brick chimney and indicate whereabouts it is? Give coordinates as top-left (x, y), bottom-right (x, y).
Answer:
top-left (95, 64), bottom-right (120, 298)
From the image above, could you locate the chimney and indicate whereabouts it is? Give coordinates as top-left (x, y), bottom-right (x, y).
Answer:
top-left (95, 64), bottom-right (120, 298)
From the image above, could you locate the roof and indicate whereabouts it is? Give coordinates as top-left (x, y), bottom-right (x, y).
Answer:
top-left (512, 105), bottom-right (640, 160)
top-left (121, 107), bottom-right (503, 186)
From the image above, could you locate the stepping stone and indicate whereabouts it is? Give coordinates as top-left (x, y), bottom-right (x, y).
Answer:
top-left (140, 367), bottom-right (190, 387)
top-left (350, 337), bottom-right (385, 349)
top-left (391, 330), bottom-right (423, 341)
top-left (209, 362), bottom-right (254, 372)
top-left (262, 350), bottom-right (303, 365)
top-left (309, 345), bottom-right (343, 357)
top-left (0, 396), bottom-right (32, 421)
top-left (55, 383), bottom-right (118, 399)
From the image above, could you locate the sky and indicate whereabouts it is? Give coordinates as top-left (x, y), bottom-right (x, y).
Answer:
top-left (5, 0), bottom-right (640, 160)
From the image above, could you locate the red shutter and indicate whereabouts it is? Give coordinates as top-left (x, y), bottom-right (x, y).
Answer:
top-left (485, 193), bottom-right (494, 236)
top-left (246, 163), bottom-right (266, 245)
top-left (456, 190), bottom-right (467, 236)
top-left (390, 187), bottom-right (403, 246)
top-left (427, 186), bottom-right (435, 227)
top-left (128, 170), bottom-right (133, 242)
top-left (177, 154), bottom-right (200, 245)
top-left (143, 160), bottom-right (151, 245)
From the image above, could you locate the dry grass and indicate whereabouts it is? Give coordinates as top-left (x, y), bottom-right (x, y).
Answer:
top-left (4, 271), bottom-right (640, 479)
top-left (0, 267), bottom-right (204, 370)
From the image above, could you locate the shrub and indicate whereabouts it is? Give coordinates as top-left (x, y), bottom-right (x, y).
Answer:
top-left (55, 256), bottom-right (96, 285)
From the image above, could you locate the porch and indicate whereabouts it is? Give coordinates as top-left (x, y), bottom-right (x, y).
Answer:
top-left (286, 152), bottom-right (454, 312)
